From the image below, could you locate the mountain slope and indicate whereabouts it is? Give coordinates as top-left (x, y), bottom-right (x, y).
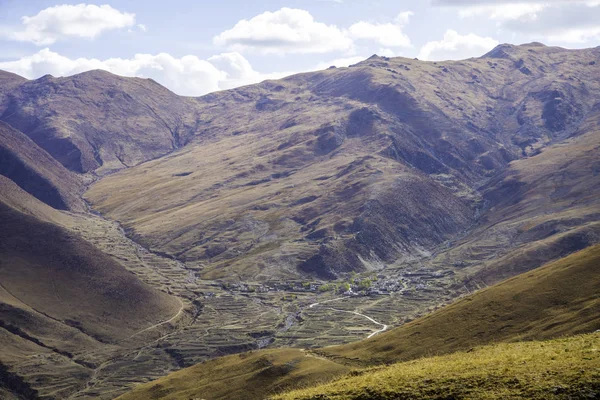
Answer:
top-left (0, 202), bottom-right (181, 342)
top-left (277, 333), bottom-right (600, 400)
top-left (0, 195), bottom-right (182, 398)
top-left (117, 245), bottom-right (600, 400)
top-left (86, 43), bottom-right (600, 281)
top-left (427, 109), bottom-right (600, 287)
top-left (117, 348), bottom-right (350, 400)
top-left (0, 70), bottom-right (201, 175)
top-left (0, 121), bottom-right (84, 210)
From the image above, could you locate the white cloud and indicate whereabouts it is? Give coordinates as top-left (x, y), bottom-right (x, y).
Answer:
top-left (0, 49), bottom-right (233, 96)
top-left (440, 0), bottom-right (600, 45)
top-left (417, 30), bottom-right (499, 61)
top-left (544, 26), bottom-right (600, 43)
top-left (347, 12), bottom-right (413, 48)
top-left (0, 49), bottom-right (306, 96)
top-left (498, 2), bottom-right (600, 44)
top-left (8, 4), bottom-right (136, 45)
top-left (213, 8), bottom-right (353, 54)
top-left (377, 48), bottom-right (398, 57)
top-left (433, 0), bottom-right (600, 6)
top-left (214, 8), bottom-right (415, 55)
top-left (207, 52), bottom-right (259, 81)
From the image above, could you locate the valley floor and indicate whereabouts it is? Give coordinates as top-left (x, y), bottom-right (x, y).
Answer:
top-left (60, 209), bottom-right (462, 399)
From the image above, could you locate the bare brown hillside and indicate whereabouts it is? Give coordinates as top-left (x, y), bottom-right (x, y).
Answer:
top-left (0, 193), bottom-right (181, 398)
top-left (0, 121), bottom-right (84, 210)
top-left (86, 43), bottom-right (600, 281)
top-left (0, 70), bottom-right (201, 175)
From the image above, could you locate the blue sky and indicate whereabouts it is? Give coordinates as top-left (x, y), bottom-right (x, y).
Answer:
top-left (1, 0), bottom-right (599, 96)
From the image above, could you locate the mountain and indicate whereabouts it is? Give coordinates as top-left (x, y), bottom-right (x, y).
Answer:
top-left (85, 43), bottom-right (600, 281)
top-left (1, 43), bottom-right (600, 399)
top-left (0, 70), bottom-right (201, 175)
top-left (428, 107), bottom-right (600, 288)
top-left (116, 245), bottom-right (600, 400)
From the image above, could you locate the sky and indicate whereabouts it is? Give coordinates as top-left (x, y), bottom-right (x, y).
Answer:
top-left (0, 0), bottom-right (599, 96)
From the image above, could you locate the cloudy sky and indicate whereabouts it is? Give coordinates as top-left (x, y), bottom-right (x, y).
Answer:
top-left (0, 0), bottom-right (599, 96)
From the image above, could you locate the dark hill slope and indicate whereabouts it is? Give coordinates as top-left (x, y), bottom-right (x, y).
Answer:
top-left (0, 121), bottom-right (84, 210)
top-left (0, 70), bottom-right (201, 175)
top-left (0, 70), bottom-right (26, 92)
top-left (117, 245), bottom-right (600, 400)
top-left (0, 175), bottom-right (66, 224)
top-left (87, 43), bottom-right (600, 280)
top-left (426, 106), bottom-right (600, 288)
top-left (0, 198), bottom-right (181, 398)
top-left (0, 201), bottom-right (180, 342)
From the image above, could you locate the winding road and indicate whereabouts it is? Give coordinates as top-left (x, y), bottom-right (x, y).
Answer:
top-left (308, 296), bottom-right (388, 339)
top-left (124, 297), bottom-right (185, 341)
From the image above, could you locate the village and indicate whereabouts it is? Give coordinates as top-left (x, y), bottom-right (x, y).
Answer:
top-left (208, 268), bottom-right (456, 298)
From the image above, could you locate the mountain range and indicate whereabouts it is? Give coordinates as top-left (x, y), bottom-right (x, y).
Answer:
top-left (0, 42), bottom-right (599, 399)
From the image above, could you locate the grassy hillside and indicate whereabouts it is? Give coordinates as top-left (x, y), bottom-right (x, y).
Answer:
top-left (117, 348), bottom-right (350, 400)
top-left (323, 244), bottom-right (600, 365)
top-left (277, 333), bottom-right (600, 400)
top-left (117, 245), bottom-right (600, 400)
top-left (0, 202), bottom-right (181, 342)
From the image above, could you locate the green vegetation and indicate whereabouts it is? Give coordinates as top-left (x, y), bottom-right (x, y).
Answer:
top-left (357, 278), bottom-right (371, 290)
top-left (276, 333), bottom-right (600, 400)
top-left (318, 283), bottom-right (336, 292)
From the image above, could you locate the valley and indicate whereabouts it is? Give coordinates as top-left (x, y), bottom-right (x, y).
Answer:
top-left (1, 42), bottom-right (599, 399)
top-left (66, 207), bottom-right (458, 398)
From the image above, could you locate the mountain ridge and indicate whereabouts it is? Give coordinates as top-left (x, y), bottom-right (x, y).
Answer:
top-left (83, 42), bottom-right (600, 281)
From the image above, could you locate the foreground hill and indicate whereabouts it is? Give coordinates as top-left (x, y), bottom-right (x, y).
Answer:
top-left (85, 43), bottom-right (600, 281)
top-left (117, 245), bottom-right (600, 400)
top-left (278, 333), bottom-right (600, 400)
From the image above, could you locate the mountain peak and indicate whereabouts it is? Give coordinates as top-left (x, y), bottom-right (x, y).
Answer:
top-left (483, 43), bottom-right (518, 59)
